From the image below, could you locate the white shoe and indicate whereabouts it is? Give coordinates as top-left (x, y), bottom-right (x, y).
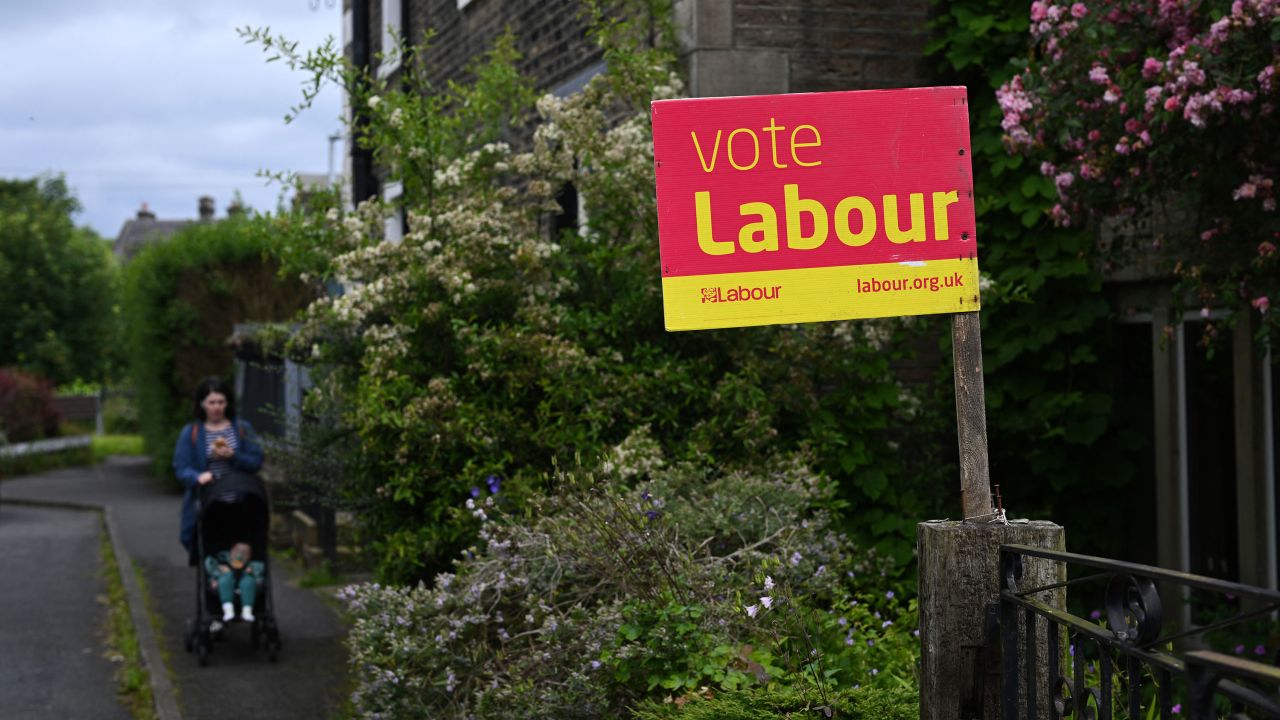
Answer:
top-left (241, 606), bottom-right (255, 622)
top-left (209, 620), bottom-right (224, 633)
top-left (221, 602), bottom-right (235, 622)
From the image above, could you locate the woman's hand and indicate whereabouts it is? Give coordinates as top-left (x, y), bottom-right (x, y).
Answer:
top-left (198, 471), bottom-right (215, 485)
top-left (213, 445), bottom-right (235, 459)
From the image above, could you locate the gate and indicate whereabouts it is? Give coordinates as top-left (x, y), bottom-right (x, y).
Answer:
top-left (1000, 544), bottom-right (1280, 718)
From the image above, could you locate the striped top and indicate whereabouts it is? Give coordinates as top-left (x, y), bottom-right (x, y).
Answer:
top-left (205, 424), bottom-right (239, 480)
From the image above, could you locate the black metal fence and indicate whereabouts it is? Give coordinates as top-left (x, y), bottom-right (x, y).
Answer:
top-left (1000, 544), bottom-right (1280, 719)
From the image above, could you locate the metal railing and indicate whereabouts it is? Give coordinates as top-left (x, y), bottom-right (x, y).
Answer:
top-left (1000, 544), bottom-right (1280, 719)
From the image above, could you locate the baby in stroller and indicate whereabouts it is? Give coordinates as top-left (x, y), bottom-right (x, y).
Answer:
top-left (205, 541), bottom-right (264, 623)
top-left (185, 471), bottom-right (282, 665)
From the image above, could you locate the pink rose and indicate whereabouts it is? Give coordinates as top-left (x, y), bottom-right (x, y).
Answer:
top-left (1142, 57), bottom-right (1163, 79)
top-left (1071, 2), bottom-right (1088, 18)
top-left (1252, 296), bottom-right (1270, 314)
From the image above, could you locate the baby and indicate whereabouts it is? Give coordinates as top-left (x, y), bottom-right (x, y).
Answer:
top-left (204, 542), bottom-right (265, 622)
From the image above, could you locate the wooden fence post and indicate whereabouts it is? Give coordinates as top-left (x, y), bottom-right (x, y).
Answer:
top-left (917, 313), bottom-right (1065, 719)
top-left (918, 521), bottom-right (1065, 719)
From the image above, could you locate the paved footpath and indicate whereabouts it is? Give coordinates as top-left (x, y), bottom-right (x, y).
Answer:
top-left (2, 457), bottom-right (349, 720)
top-left (0, 503), bottom-right (132, 720)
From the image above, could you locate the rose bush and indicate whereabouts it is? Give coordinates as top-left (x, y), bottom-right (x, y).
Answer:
top-left (998, 0), bottom-right (1280, 327)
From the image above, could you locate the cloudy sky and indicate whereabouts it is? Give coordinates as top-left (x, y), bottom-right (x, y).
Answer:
top-left (0, 0), bottom-right (343, 238)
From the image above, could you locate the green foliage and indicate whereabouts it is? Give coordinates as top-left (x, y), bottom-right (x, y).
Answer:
top-left (91, 434), bottom-right (145, 462)
top-left (996, 1), bottom-right (1280, 334)
top-left (631, 685), bottom-right (918, 720)
top-left (120, 215), bottom-right (312, 478)
top-left (0, 444), bottom-right (92, 478)
top-left (339, 446), bottom-right (916, 719)
top-left (249, 2), bottom-right (950, 582)
top-left (0, 176), bottom-right (118, 385)
top-left (927, 0), bottom-right (1141, 555)
top-left (99, 531), bottom-right (156, 719)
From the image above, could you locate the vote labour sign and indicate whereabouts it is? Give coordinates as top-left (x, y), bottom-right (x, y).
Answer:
top-left (652, 87), bottom-right (980, 331)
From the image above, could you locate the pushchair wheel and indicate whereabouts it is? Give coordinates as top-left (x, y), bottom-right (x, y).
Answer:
top-left (184, 620), bottom-right (195, 653)
top-left (196, 639), bottom-right (210, 666)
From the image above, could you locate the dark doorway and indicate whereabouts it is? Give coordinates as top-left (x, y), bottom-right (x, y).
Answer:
top-left (1184, 321), bottom-right (1238, 582)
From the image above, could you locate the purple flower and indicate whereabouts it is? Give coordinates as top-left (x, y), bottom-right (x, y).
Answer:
top-left (837, 617), bottom-right (847, 627)
top-left (640, 491), bottom-right (650, 501)
top-left (486, 475), bottom-right (501, 494)
top-left (886, 590), bottom-right (895, 600)
top-left (1089, 610), bottom-right (1102, 620)
top-left (470, 486), bottom-right (482, 498)
top-left (1255, 645), bottom-right (1267, 656)
top-left (790, 551), bottom-right (803, 566)
top-left (1235, 644), bottom-right (1246, 655)
top-left (867, 639), bottom-right (875, 647)
top-left (1172, 704), bottom-right (1181, 714)
top-left (590, 660), bottom-right (601, 670)
top-left (645, 510), bottom-right (659, 521)
top-left (845, 634), bottom-right (854, 646)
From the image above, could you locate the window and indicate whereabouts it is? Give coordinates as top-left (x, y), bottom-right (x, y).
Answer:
top-left (378, 0), bottom-right (403, 78)
top-left (383, 181), bottom-right (404, 244)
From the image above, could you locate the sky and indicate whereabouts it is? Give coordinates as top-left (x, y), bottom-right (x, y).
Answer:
top-left (0, 0), bottom-right (344, 238)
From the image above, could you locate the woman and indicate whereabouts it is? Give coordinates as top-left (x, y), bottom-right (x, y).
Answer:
top-left (172, 377), bottom-right (264, 559)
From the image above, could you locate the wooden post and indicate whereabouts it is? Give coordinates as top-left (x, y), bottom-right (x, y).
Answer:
top-left (917, 312), bottom-right (1064, 718)
top-left (952, 311), bottom-right (992, 519)
top-left (919, 520), bottom-right (1065, 720)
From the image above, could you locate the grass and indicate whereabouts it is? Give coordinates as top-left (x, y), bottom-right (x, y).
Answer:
top-left (298, 563), bottom-right (344, 589)
top-left (0, 434), bottom-right (144, 479)
top-left (132, 559), bottom-right (180, 705)
top-left (91, 434), bottom-right (145, 462)
top-left (0, 445), bottom-right (93, 479)
top-left (100, 529), bottom-right (156, 720)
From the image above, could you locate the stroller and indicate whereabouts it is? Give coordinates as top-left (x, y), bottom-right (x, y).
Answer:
top-left (184, 471), bottom-right (282, 665)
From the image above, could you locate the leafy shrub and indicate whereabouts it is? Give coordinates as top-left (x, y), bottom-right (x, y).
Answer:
top-left (0, 367), bottom-right (61, 442)
top-left (120, 215), bottom-right (312, 478)
top-left (102, 393), bottom-right (140, 435)
top-left (631, 685), bottom-right (918, 720)
top-left (0, 177), bottom-right (119, 385)
top-left (249, 5), bottom-right (941, 583)
top-left (339, 434), bottom-right (918, 719)
top-left (0, 444), bottom-right (92, 478)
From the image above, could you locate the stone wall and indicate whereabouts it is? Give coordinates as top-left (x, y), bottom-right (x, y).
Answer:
top-left (353, 0), bottom-right (933, 98)
top-left (675, 0), bottom-right (934, 97)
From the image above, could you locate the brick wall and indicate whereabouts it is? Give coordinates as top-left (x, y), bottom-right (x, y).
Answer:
top-left (394, 0), bottom-right (605, 94)
top-left (675, 0), bottom-right (933, 97)
top-left (353, 0), bottom-right (932, 100)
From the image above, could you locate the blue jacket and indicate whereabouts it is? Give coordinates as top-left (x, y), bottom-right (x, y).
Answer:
top-left (173, 418), bottom-right (265, 552)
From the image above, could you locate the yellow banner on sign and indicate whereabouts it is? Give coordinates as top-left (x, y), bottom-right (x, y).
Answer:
top-left (662, 257), bottom-right (981, 331)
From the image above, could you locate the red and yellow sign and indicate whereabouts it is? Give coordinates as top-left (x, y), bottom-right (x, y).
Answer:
top-left (652, 87), bottom-right (979, 331)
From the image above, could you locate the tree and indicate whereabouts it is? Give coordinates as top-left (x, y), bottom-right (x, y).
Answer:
top-left (997, 0), bottom-right (1280, 326)
top-left (0, 176), bottom-right (118, 385)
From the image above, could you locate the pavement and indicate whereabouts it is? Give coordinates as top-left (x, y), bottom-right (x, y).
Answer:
top-left (1, 457), bottom-right (349, 720)
top-left (0, 503), bottom-right (131, 720)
